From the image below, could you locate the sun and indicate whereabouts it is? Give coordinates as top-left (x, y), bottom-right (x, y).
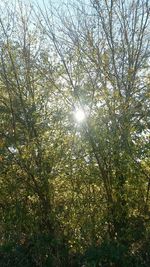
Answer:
top-left (74, 108), bottom-right (86, 122)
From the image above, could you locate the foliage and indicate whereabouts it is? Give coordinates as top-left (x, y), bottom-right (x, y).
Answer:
top-left (0, 0), bottom-right (150, 266)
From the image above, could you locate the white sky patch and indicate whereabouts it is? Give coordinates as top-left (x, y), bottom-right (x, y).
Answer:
top-left (74, 108), bottom-right (86, 123)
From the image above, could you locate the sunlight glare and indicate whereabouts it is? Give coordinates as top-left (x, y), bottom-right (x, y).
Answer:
top-left (74, 109), bottom-right (85, 122)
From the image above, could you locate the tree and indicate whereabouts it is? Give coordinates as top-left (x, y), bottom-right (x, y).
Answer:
top-left (37, 0), bottom-right (150, 264)
top-left (0, 0), bottom-right (150, 266)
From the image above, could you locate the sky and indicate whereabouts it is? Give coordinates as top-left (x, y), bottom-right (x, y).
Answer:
top-left (35, 0), bottom-right (66, 7)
